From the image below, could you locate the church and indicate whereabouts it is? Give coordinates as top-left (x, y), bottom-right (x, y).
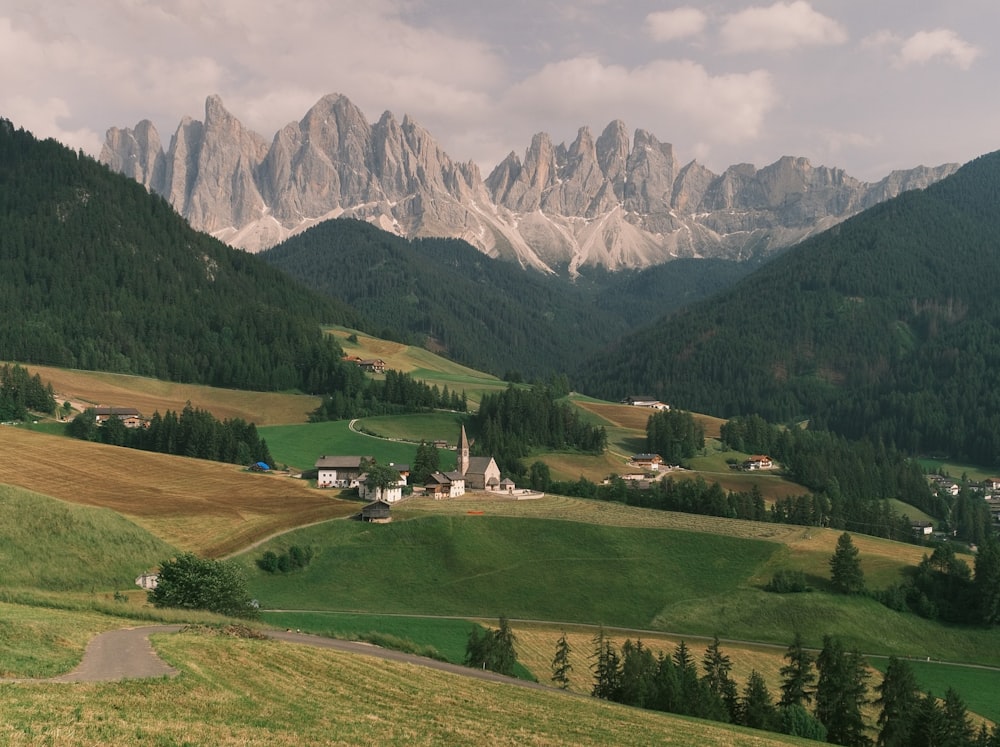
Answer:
top-left (457, 425), bottom-right (502, 490)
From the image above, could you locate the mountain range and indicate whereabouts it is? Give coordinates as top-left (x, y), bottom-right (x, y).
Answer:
top-left (100, 94), bottom-right (958, 273)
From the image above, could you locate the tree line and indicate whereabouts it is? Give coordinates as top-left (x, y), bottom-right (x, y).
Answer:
top-left (309, 367), bottom-right (466, 422)
top-left (0, 363), bottom-right (56, 420)
top-left (471, 383), bottom-right (607, 478)
top-left (67, 402), bottom-right (273, 467)
top-left (582, 630), bottom-right (994, 746)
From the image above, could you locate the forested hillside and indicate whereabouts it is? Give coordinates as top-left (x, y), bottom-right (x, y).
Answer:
top-left (260, 219), bottom-right (755, 379)
top-left (0, 119), bottom-right (360, 392)
top-left (578, 150), bottom-right (1000, 465)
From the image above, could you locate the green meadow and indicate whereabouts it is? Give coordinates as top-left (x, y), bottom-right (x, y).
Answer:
top-left (869, 657), bottom-right (1000, 724)
top-left (259, 419), bottom-right (456, 472)
top-left (239, 515), bottom-right (777, 625)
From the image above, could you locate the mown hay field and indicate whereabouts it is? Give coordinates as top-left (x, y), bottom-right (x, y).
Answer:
top-left (0, 627), bottom-right (817, 746)
top-left (0, 428), bottom-right (357, 556)
top-left (17, 362), bottom-right (320, 426)
top-left (573, 399), bottom-right (726, 440)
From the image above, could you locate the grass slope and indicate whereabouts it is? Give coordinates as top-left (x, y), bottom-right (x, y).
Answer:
top-left (260, 418), bottom-right (458, 474)
top-left (241, 515), bottom-right (777, 626)
top-left (13, 362), bottom-right (321, 426)
top-left (0, 484), bottom-right (176, 591)
top-left (329, 326), bottom-right (509, 408)
top-left (0, 428), bottom-right (358, 556)
top-left (1, 626), bottom-right (817, 746)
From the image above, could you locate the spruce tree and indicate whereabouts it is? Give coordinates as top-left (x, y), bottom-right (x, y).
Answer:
top-left (830, 532), bottom-right (866, 594)
top-left (779, 632), bottom-right (816, 707)
top-left (551, 631), bottom-right (572, 689)
top-left (875, 656), bottom-right (920, 747)
top-left (815, 635), bottom-right (870, 746)
top-left (702, 635), bottom-right (739, 722)
top-left (741, 669), bottom-right (778, 731)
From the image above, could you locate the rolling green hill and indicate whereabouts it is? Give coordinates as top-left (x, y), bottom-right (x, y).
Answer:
top-left (578, 150), bottom-right (1000, 467)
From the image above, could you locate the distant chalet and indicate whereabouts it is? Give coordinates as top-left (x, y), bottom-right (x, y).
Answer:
top-left (343, 355), bottom-right (386, 374)
top-left (94, 406), bottom-right (148, 429)
top-left (622, 395), bottom-right (669, 410)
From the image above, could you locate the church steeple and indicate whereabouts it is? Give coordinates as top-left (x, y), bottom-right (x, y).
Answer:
top-left (458, 424), bottom-right (470, 475)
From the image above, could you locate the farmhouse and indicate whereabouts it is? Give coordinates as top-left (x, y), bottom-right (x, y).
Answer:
top-left (94, 406), bottom-right (148, 428)
top-left (742, 455), bottom-right (773, 471)
top-left (134, 571), bottom-right (159, 590)
top-left (631, 453), bottom-right (664, 471)
top-left (621, 395), bottom-right (669, 410)
top-left (425, 470), bottom-right (465, 498)
top-left (315, 455), bottom-right (372, 488)
top-left (358, 472), bottom-right (404, 504)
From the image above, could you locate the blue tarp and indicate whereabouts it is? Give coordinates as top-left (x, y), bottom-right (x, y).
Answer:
top-left (255, 462), bottom-right (270, 470)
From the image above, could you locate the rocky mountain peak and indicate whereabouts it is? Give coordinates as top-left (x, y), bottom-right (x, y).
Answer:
top-left (101, 93), bottom-right (961, 273)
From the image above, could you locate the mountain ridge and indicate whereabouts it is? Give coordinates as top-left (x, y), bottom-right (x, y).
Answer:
top-left (101, 94), bottom-right (959, 273)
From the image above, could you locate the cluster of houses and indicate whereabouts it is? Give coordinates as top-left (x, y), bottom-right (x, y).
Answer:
top-left (316, 426), bottom-right (516, 522)
top-left (929, 473), bottom-right (1000, 530)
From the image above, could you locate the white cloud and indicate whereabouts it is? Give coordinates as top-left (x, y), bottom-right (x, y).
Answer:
top-left (504, 56), bottom-right (777, 147)
top-left (720, 1), bottom-right (847, 53)
top-left (646, 8), bottom-right (708, 42)
top-left (897, 29), bottom-right (980, 70)
top-left (865, 28), bottom-right (981, 71)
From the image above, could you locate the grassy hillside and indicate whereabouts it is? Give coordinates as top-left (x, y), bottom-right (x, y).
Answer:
top-left (0, 484), bottom-right (176, 591)
top-left (240, 515), bottom-right (777, 624)
top-left (0, 625), bottom-right (816, 746)
top-left (18, 362), bottom-right (321, 426)
top-left (328, 325), bottom-right (510, 407)
top-left (0, 427), bottom-right (358, 556)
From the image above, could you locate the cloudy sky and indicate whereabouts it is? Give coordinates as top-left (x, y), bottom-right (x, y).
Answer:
top-left (2, 1), bottom-right (995, 181)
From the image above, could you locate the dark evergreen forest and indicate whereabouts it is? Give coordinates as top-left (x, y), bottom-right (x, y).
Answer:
top-left (0, 119), bottom-right (360, 393)
top-left (578, 150), bottom-right (1000, 467)
top-left (259, 219), bottom-right (754, 379)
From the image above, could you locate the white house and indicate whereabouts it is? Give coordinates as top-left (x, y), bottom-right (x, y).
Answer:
top-left (315, 455), bottom-right (372, 488)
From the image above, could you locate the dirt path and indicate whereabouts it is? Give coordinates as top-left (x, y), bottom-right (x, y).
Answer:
top-left (1, 625), bottom-right (564, 694)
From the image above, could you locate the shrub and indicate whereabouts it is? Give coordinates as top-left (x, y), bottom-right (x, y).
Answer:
top-left (765, 570), bottom-right (810, 593)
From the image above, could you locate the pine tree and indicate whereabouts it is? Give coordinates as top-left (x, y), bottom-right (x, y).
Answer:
top-left (815, 635), bottom-right (870, 746)
top-left (875, 656), bottom-right (920, 747)
top-left (830, 532), bottom-right (866, 594)
top-left (779, 632), bottom-right (816, 707)
top-left (702, 635), bottom-right (739, 722)
top-left (551, 631), bottom-right (572, 689)
top-left (975, 537), bottom-right (1000, 626)
top-left (741, 669), bottom-right (778, 731)
top-left (590, 627), bottom-right (622, 700)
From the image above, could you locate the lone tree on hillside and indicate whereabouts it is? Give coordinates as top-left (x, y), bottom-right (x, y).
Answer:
top-left (830, 532), bottom-right (866, 595)
top-left (149, 552), bottom-right (257, 618)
